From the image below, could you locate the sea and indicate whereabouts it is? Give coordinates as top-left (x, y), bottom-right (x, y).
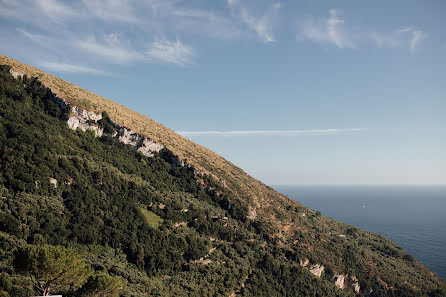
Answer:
top-left (274, 185), bottom-right (446, 280)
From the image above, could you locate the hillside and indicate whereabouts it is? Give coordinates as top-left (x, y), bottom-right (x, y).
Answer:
top-left (0, 54), bottom-right (445, 296)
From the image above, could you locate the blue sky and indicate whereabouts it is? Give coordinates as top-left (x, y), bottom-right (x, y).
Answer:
top-left (1, 0), bottom-right (445, 185)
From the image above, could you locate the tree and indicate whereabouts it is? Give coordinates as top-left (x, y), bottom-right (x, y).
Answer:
top-left (79, 274), bottom-right (124, 297)
top-left (13, 244), bottom-right (92, 296)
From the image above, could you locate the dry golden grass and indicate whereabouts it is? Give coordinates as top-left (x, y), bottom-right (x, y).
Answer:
top-left (0, 54), bottom-right (296, 221)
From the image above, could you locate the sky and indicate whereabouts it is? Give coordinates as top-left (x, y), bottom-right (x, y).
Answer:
top-left (0, 0), bottom-right (445, 185)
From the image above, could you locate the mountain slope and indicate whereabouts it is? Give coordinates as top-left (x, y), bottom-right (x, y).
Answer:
top-left (0, 54), bottom-right (445, 297)
top-left (0, 54), bottom-right (276, 220)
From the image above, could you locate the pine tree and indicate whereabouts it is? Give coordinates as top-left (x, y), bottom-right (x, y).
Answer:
top-left (13, 244), bottom-right (92, 296)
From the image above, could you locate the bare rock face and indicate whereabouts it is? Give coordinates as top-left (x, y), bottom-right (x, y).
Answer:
top-left (72, 105), bottom-right (102, 122)
top-left (195, 258), bottom-right (212, 265)
top-left (331, 274), bottom-right (361, 293)
top-left (352, 282), bottom-right (361, 294)
top-left (49, 178), bottom-right (57, 188)
top-left (67, 106), bottom-right (104, 137)
top-left (347, 276), bottom-right (361, 293)
top-left (333, 274), bottom-right (345, 289)
top-left (117, 126), bottom-right (144, 148)
top-left (61, 100), bottom-right (166, 158)
top-left (137, 139), bottom-right (164, 157)
top-left (247, 207), bottom-right (257, 220)
top-left (9, 69), bottom-right (22, 78)
top-left (299, 258), bottom-right (309, 267)
top-left (309, 264), bottom-right (324, 277)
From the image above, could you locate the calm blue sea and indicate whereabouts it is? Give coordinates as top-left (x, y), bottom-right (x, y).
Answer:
top-left (274, 185), bottom-right (446, 280)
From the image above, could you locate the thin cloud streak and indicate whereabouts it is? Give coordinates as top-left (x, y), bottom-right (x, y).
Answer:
top-left (177, 128), bottom-right (366, 137)
top-left (39, 61), bottom-right (111, 76)
top-left (17, 28), bottom-right (53, 47)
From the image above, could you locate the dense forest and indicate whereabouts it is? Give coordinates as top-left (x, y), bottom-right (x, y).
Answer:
top-left (0, 64), bottom-right (445, 296)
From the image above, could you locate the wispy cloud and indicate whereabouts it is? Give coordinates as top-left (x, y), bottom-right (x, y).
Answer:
top-left (0, 0), bottom-right (242, 69)
top-left (372, 27), bottom-right (427, 54)
top-left (36, 0), bottom-right (80, 21)
top-left (177, 128), bottom-right (366, 137)
top-left (81, 0), bottom-right (138, 23)
top-left (0, 0), bottom-right (81, 28)
top-left (20, 26), bottom-right (194, 67)
top-left (298, 9), bottom-right (428, 53)
top-left (147, 38), bottom-right (195, 66)
top-left (2, 0), bottom-right (431, 72)
top-left (228, 0), bottom-right (281, 43)
top-left (17, 28), bottom-right (53, 47)
top-left (410, 30), bottom-right (427, 53)
top-left (39, 61), bottom-right (111, 75)
top-left (167, 6), bottom-right (241, 39)
top-left (371, 31), bottom-right (402, 48)
top-left (75, 34), bottom-right (144, 64)
top-left (297, 9), bottom-right (356, 49)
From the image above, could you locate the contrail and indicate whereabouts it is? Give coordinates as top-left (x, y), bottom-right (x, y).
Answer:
top-left (177, 128), bottom-right (367, 136)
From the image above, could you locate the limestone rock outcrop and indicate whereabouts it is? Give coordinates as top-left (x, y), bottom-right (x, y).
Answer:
top-left (309, 264), bottom-right (324, 277)
top-left (67, 105), bottom-right (104, 137)
top-left (299, 258), bottom-right (309, 267)
top-left (333, 274), bottom-right (345, 289)
top-left (55, 97), bottom-right (166, 158)
top-left (299, 258), bottom-right (361, 294)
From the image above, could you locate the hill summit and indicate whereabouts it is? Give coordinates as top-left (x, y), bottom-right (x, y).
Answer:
top-left (0, 54), bottom-right (445, 296)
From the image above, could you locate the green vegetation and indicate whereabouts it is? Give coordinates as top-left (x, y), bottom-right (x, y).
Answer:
top-left (13, 244), bottom-right (91, 296)
top-left (139, 207), bottom-right (163, 228)
top-left (0, 64), bottom-right (445, 297)
top-left (78, 273), bottom-right (124, 297)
